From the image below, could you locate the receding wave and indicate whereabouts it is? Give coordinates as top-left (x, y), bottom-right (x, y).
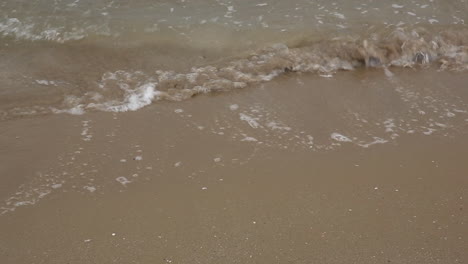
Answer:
top-left (1, 26), bottom-right (467, 120)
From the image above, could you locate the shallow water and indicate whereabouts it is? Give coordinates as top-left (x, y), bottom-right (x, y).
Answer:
top-left (0, 0), bottom-right (467, 119)
top-left (1, 2), bottom-right (468, 263)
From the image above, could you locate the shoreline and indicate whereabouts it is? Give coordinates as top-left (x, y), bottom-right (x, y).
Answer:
top-left (1, 68), bottom-right (467, 263)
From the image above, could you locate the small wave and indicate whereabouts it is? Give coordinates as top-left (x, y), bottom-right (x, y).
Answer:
top-left (1, 26), bottom-right (467, 118)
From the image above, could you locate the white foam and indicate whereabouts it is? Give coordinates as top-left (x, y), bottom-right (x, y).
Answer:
top-left (358, 137), bottom-right (388, 148)
top-left (52, 103), bottom-right (85, 115)
top-left (240, 113), bottom-right (260, 128)
top-left (81, 120), bottom-right (93, 141)
top-left (331, 133), bottom-right (352, 142)
top-left (392, 4), bottom-right (404, 9)
top-left (266, 122), bottom-right (291, 131)
top-left (116, 177), bottom-right (131, 186)
top-left (383, 119), bottom-right (396, 132)
top-left (241, 136), bottom-right (258, 142)
top-left (384, 68), bottom-right (394, 78)
top-left (36, 80), bottom-right (56, 86)
top-left (51, 183), bottom-right (62, 189)
top-left (422, 128), bottom-right (436, 135)
top-left (104, 83), bottom-right (158, 112)
top-left (0, 17), bottom-right (116, 43)
top-left (320, 74), bottom-right (333, 78)
top-left (332, 12), bottom-right (346, 20)
top-left (84, 186), bottom-right (96, 192)
top-left (134, 156), bottom-right (143, 161)
top-left (229, 104), bottom-right (239, 111)
top-left (66, 106), bottom-right (86, 115)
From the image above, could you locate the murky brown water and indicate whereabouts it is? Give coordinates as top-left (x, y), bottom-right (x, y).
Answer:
top-left (1, 0), bottom-right (467, 119)
top-left (1, 1), bottom-right (468, 263)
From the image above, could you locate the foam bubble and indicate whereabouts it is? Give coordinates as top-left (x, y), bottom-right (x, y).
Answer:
top-left (229, 104), bottom-right (239, 111)
top-left (116, 177), bottom-right (131, 186)
top-left (104, 83), bottom-right (158, 112)
top-left (36, 80), bottom-right (56, 86)
top-left (84, 186), bottom-right (96, 192)
top-left (51, 183), bottom-right (62, 189)
top-left (332, 12), bottom-right (346, 20)
top-left (240, 113), bottom-right (260, 128)
top-left (358, 137), bottom-right (388, 148)
top-left (241, 136), bottom-right (258, 142)
top-left (331, 133), bottom-right (352, 142)
top-left (266, 122), bottom-right (291, 131)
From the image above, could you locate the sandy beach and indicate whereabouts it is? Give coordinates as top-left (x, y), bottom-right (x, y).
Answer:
top-left (1, 67), bottom-right (467, 263)
top-left (2, 0), bottom-right (468, 262)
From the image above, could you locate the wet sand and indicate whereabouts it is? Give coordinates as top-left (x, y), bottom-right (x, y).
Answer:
top-left (1, 68), bottom-right (467, 263)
